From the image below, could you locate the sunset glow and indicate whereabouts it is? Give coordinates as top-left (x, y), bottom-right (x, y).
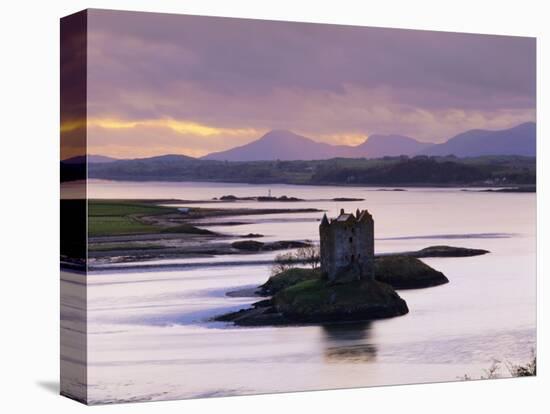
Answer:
top-left (60, 10), bottom-right (536, 159)
top-left (87, 117), bottom-right (262, 138)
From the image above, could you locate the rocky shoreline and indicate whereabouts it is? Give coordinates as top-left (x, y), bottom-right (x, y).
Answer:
top-left (86, 199), bottom-right (490, 267)
top-left (87, 202), bottom-right (323, 264)
top-left (374, 256), bottom-right (449, 289)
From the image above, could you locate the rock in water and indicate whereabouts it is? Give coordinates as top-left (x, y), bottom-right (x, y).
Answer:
top-left (231, 240), bottom-right (265, 251)
top-left (410, 245), bottom-right (489, 258)
top-left (374, 256), bottom-right (449, 289)
top-left (231, 240), bottom-right (311, 251)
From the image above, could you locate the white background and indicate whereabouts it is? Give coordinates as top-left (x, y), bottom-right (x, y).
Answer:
top-left (0, 0), bottom-right (547, 412)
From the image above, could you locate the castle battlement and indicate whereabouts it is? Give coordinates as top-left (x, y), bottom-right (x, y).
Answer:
top-left (319, 208), bottom-right (374, 281)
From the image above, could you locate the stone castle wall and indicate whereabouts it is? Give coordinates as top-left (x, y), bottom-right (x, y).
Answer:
top-left (320, 210), bottom-right (374, 281)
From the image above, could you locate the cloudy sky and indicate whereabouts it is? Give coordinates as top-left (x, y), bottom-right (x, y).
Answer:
top-left (69, 9), bottom-right (535, 158)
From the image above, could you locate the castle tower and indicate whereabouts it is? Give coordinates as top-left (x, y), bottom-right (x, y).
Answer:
top-left (319, 208), bottom-right (374, 282)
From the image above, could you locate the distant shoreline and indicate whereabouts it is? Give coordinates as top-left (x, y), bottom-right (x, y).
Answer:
top-left (82, 177), bottom-right (536, 191)
top-left (87, 245), bottom-right (489, 273)
top-left (70, 154), bottom-right (536, 188)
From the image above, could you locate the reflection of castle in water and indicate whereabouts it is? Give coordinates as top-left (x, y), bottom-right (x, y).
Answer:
top-left (321, 322), bottom-right (377, 363)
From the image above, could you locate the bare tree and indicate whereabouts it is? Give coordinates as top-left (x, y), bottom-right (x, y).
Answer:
top-left (270, 252), bottom-right (296, 276)
top-left (295, 245), bottom-right (320, 269)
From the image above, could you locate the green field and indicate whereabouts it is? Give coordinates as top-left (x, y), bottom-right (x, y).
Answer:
top-left (88, 200), bottom-right (176, 217)
top-left (88, 201), bottom-right (176, 237)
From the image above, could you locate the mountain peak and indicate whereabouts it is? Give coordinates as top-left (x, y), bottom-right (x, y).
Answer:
top-left (419, 122), bottom-right (536, 157)
top-left (202, 130), bottom-right (349, 161)
top-left (201, 122), bottom-right (535, 161)
top-left (263, 129), bottom-right (295, 136)
top-left (259, 129), bottom-right (309, 142)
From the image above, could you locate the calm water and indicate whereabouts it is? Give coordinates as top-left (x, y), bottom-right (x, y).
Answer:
top-left (61, 180), bottom-right (536, 404)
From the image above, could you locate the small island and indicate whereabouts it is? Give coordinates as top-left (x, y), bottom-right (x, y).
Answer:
top-left (216, 208), bottom-right (460, 326)
top-left (461, 186), bottom-right (536, 193)
top-left (217, 254), bottom-right (450, 326)
top-left (401, 245), bottom-right (489, 258)
top-left (217, 272), bottom-right (408, 326)
top-left (217, 194), bottom-right (365, 202)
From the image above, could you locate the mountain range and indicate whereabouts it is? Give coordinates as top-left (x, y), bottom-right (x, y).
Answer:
top-left (62, 122), bottom-right (536, 165)
top-left (353, 134), bottom-right (434, 158)
top-left (420, 122), bottom-right (536, 157)
top-left (202, 130), bottom-right (354, 161)
top-left (201, 122), bottom-right (535, 161)
top-left (79, 122), bottom-right (536, 185)
top-left (62, 154), bottom-right (119, 164)
top-left (201, 130), bottom-right (433, 161)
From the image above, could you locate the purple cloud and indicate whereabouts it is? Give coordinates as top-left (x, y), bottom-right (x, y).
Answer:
top-left (83, 9), bottom-right (536, 157)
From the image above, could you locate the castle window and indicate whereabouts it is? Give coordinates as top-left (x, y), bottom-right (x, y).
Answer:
top-left (351, 255), bottom-right (355, 262)
top-left (349, 237), bottom-right (353, 243)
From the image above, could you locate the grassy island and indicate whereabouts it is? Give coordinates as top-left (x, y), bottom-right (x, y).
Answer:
top-left (216, 275), bottom-right (408, 326)
top-left (216, 255), bottom-right (451, 326)
top-left (259, 256), bottom-right (449, 295)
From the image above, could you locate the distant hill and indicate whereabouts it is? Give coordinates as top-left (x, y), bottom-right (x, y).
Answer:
top-left (202, 123), bottom-right (535, 161)
top-left (86, 154), bottom-right (535, 186)
top-left (419, 122), bottom-right (536, 157)
top-left (355, 134), bottom-right (434, 157)
top-left (88, 153), bottom-right (203, 181)
top-left (202, 130), bottom-right (432, 161)
top-left (80, 123), bottom-right (538, 184)
top-left (88, 155), bottom-right (120, 163)
top-left (202, 130), bottom-right (355, 161)
top-left (62, 154), bottom-right (120, 164)
top-left (61, 155), bottom-right (86, 165)
top-left (61, 154), bottom-right (121, 182)
top-left (128, 154), bottom-right (196, 163)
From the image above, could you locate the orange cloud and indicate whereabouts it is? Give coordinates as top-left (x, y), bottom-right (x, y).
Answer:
top-left (60, 119), bottom-right (86, 133)
top-left (63, 117), bottom-right (261, 138)
top-left (84, 118), bottom-right (267, 158)
top-left (316, 133), bottom-right (367, 146)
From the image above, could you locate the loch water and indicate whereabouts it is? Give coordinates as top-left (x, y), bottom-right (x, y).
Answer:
top-left (61, 180), bottom-right (536, 403)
